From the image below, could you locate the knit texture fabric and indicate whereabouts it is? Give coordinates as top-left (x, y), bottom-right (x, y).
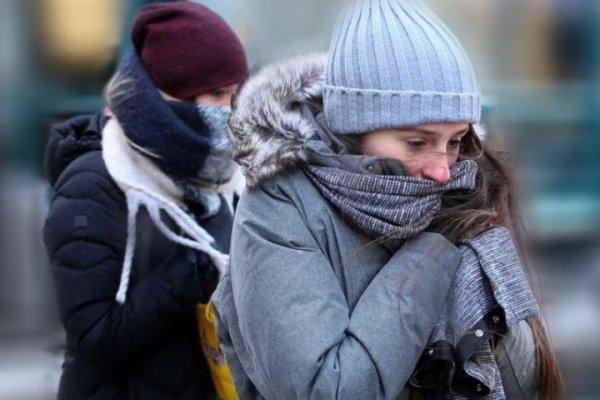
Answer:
top-left (109, 51), bottom-right (237, 184)
top-left (414, 228), bottom-right (539, 399)
top-left (131, 1), bottom-right (247, 100)
top-left (101, 118), bottom-right (230, 304)
top-left (304, 160), bottom-right (539, 399)
top-left (304, 160), bottom-right (478, 251)
top-left (109, 50), bottom-right (212, 180)
top-left (324, 0), bottom-right (481, 134)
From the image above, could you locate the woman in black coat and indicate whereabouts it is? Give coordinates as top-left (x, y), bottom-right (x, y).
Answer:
top-left (43, 2), bottom-right (247, 399)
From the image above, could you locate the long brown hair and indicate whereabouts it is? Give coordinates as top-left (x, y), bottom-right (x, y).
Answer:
top-left (412, 127), bottom-right (565, 399)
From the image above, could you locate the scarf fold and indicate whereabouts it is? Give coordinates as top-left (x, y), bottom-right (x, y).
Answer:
top-left (411, 228), bottom-right (539, 399)
top-left (305, 155), bottom-right (538, 399)
top-left (108, 50), bottom-right (236, 186)
top-left (305, 161), bottom-right (478, 251)
top-left (109, 50), bottom-right (211, 180)
top-left (102, 118), bottom-right (230, 304)
top-left (108, 50), bottom-right (238, 220)
top-left (175, 103), bottom-right (238, 219)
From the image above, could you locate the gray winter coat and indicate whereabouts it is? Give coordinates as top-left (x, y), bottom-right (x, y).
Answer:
top-left (212, 54), bottom-right (537, 400)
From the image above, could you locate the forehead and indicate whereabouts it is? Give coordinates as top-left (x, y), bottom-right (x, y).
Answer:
top-left (405, 123), bottom-right (470, 135)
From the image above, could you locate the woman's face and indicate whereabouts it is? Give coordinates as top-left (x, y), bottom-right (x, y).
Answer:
top-left (361, 123), bottom-right (470, 183)
top-left (194, 83), bottom-right (239, 106)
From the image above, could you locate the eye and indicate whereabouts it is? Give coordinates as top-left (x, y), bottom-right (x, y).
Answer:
top-left (406, 140), bottom-right (426, 148)
top-left (211, 90), bottom-right (226, 98)
top-left (448, 138), bottom-right (463, 149)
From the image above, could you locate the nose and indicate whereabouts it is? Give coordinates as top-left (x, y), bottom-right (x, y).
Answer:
top-left (421, 156), bottom-right (451, 183)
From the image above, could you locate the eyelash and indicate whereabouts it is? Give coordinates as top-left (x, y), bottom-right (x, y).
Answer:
top-left (449, 139), bottom-right (462, 149)
top-left (406, 140), bottom-right (426, 148)
top-left (405, 139), bottom-right (463, 149)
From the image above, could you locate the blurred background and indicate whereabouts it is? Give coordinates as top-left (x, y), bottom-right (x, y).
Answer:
top-left (1, 0), bottom-right (599, 398)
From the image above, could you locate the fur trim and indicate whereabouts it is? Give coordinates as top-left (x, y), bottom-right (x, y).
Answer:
top-left (229, 53), bottom-right (327, 187)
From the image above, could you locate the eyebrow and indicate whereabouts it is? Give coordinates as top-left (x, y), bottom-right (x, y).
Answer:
top-left (411, 127), bottom-right (470, 136)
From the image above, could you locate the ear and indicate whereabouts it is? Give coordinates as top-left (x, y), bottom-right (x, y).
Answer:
top-left (472, 123), bottom-right (487, 140)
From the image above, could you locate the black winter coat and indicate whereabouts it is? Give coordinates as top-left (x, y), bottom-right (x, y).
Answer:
top-left (43, 113), bottom-right (231, 400)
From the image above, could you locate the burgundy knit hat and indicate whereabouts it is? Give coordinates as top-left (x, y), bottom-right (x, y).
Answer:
top-left (131, 1), bottom-right (248, 100)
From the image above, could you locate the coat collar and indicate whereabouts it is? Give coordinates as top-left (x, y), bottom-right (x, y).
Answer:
top-left (229, 53), bottom-right (327, 187)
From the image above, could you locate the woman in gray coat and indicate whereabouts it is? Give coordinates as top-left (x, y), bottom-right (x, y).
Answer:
top-left (213, 1), bottom-right (563, 399)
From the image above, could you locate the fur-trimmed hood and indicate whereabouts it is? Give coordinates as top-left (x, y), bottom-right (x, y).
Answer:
top-left (229, 53), bottom-right (487, 187)
top-left (229, 54), bottom-right (327, 187)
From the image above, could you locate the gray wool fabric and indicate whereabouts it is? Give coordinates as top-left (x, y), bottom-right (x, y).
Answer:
top-left (434, 228), bottom-right (539, 399)
top-left (305, 159), bottom-right (539, 399)
top-left (324, 0), bottom-right (481, 134)
top-left (304, 160), bottom-right (479, 251)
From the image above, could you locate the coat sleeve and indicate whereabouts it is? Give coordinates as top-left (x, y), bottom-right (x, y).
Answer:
top-left (214, 180), bottom-right (462, 400)
top-left (43, 158), bottom-right (217, 364)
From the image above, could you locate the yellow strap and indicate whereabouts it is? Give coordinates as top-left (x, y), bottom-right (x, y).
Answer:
top-left (196, 302), bottom-right (239, 400)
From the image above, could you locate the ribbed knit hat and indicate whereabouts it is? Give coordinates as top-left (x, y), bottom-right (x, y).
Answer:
top-left (324, 0), bottom-right (481, 134)
top-left (131, 1), bottom-right (247, 101)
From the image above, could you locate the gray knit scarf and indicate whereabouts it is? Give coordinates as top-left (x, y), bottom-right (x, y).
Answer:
top-left (305, 162), bottom-right (539, 399)
top-left (421, 227), bottom-right (540, 400)
top-left (305, 161), bottom-right (478, 251)
top-left (302, 109), bottom-right (539, 399)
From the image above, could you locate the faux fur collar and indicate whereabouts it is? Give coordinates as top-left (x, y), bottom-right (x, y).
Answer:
top-left (229, 53), bottom-right (327, 187)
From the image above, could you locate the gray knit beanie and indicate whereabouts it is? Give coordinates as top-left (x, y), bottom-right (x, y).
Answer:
top-left (324, 0), bottom-right (481, 134)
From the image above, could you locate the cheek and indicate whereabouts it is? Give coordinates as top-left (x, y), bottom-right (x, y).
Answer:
top-left (194, 95), bottom-right (211, 105)
top-left (362, 135), bottom-right (409, 161)
top-left (402, 160), bottom-right (425, 178)
top-left (445, 145), bottom-right (461, 165)
top-left (221, 95), bottom-right (235, 107)
top-left (448, 153), bottom-right (460, 165)
top-left (195, 94), bottom-right (230, 106)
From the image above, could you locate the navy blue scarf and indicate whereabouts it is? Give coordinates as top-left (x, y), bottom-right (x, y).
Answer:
top-left (108, 50), bottom-right (212, 180)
